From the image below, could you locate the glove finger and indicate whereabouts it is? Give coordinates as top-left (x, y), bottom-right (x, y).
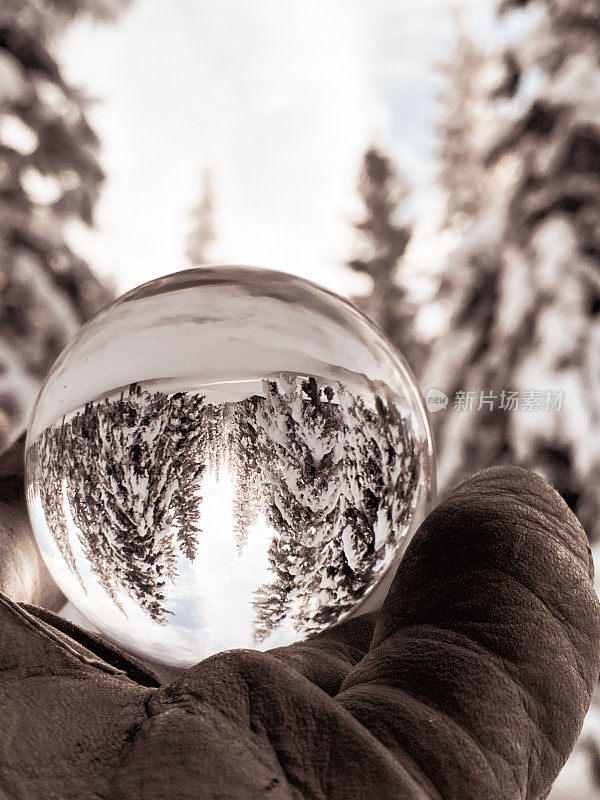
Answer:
top-left (336, 466), bottom-right (600, 800)
top-left (267, 611), bottom-right (377, 696)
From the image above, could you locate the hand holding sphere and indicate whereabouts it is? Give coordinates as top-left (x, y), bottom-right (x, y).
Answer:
top-left (0, 442), bottom-right (598, 798)
top-left (0, 266), bottom-right (594, 798)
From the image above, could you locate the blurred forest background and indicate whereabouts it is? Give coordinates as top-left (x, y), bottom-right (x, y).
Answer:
top-left (2, 0), bottom-right (600, 796)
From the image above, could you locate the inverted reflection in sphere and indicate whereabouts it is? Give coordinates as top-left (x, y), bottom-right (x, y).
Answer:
top-left (26, 267), bottom-right (434, 666)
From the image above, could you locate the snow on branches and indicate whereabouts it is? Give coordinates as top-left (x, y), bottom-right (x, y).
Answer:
top-left (28, 375), bottom-right (421, 636)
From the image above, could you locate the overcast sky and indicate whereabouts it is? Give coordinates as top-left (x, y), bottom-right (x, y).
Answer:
top-left (60, 0), bottom-right (499, 299)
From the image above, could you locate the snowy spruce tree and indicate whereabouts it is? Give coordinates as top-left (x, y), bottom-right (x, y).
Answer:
top-left (226, 395), bottom-right (267, 552)
top-left (27, 412), bottom-right (80, 579)
top-left (251, 375), bottom-right (420, 639)
top-left (30, 385), bottom-right (208, 621)
top-left (424, 0), bottom-right (600, 542)
top-left (0, 0), bottom-right (124, 452)
top-left (347, 147), bottom-right (423, 374)
top-left (431, 16), bottom-right (600, 788)
top-left (437, 13), bottom-right (488, 230)
top-left (251, 376), bottom-right (344, 639)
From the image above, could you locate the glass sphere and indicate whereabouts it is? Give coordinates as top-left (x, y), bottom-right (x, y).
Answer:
top-left (25, 267), bottom-right (434, 667)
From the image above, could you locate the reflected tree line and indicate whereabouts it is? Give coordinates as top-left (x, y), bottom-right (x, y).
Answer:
top-left (28, 374), bottom-right (421, 637)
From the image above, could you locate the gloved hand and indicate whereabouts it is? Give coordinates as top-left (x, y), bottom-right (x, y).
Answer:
top-left (0, 435), bottom-right (598, 800)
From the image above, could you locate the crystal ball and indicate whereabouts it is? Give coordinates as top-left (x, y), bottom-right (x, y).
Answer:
top-left (25, 267), bottom-right (434, 667)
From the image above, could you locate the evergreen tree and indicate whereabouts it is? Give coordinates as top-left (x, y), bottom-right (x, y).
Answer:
top-left (161, 391), bottom-right (208, 561)
top-left (251, 375), bottom-right (421, 640)
top-left (425, 0), bottom-right (600, 542)
top-left (29, 385), bottom-right (207, 621)
top-left (26, 412), bottom-right (80, 579)
top-left (438, 13), bottom-right (488, 229)
top-left (0, 0), bottom-right (124, 452)
top-left (186, 169), bottom-right (216, 265)
top-left (227, 395), bottom-right (266, 552)
top-left (251, 376), bottom-right (343, 640)
top-left (347, 147), bottom-right (423, 374)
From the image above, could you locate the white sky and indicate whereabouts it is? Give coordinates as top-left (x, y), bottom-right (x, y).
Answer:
top-left (59, 0), bottom-right (498, 299)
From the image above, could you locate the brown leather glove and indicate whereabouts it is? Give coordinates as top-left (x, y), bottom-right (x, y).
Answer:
top-left (0, 436), bottom-right (598, 800)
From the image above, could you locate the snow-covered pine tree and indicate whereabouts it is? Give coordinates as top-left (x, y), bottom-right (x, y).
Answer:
top-left (347, 147), bottom-right (423, 374)
top-left (251, 376), bottom-right (344, 640)
top-left (163, 391), bottom-right (208, 561)
top-left (339, 392), bottom-right (419, 567)
top-left (186, 168), bottom-right (216, 266)
top-left (424, 0), bottom-right (600, 544)
top-left (250, 375), bottom-right (421, 639)
top-left (31, 385), bottom-right (208, 621)
top-left (0, 0), bottom-right (124, 452)
top-left (27, 413), bottom-right (80, 578)
top-left (303, 387), bottom-right (421, 630)
top-left (438, 12), bottom-right (488, 230)
top-left (227, 395), bottom-right (266, 552)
